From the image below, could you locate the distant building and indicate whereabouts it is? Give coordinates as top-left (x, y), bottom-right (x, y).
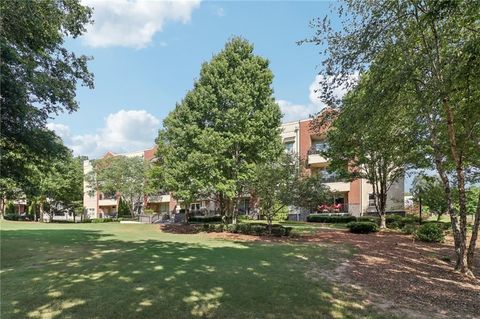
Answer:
top-left (83, 115), bottom-right (404, 219)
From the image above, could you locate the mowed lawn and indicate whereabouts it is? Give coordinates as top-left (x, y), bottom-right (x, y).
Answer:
top-left (1, 221), bottom-right (391, 319)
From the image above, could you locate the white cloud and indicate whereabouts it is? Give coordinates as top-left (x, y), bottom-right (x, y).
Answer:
top-left (280, 74), bottom-right (358, 122)
top-left (48, 110), bottom-right (160, 158)
top-left (82, 0), bottom-right (201, 49)
top-left (215, 7), bottom-right (225, 17)
top-left (277, 100), bottom-right (324, 123)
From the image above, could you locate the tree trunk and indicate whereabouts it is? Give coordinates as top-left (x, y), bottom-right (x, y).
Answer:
top-left (39, 201), bottom-right (44, 223)
top-left (419, 196), bottom-right (422, 224)
top-left (0, 196), bottom-right (5, 219)
top-left (467, 192), bottom-right (480, 274)
top-left (379, 214), bottom-right (386, 229)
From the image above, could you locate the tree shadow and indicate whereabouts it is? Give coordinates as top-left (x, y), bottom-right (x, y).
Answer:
top-left (1, 228), bottom-right (388, 319)
top-left (307, 230), bottom-right (480, 318)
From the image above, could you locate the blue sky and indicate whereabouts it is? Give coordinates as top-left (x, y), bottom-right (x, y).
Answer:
top-left (48, 0), bottom-right (338, 159)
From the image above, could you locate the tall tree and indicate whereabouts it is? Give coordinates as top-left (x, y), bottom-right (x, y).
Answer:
top-left (0, 0), bottom-right (94, 189)
top-left (157, 37), bottom-right (283, 224)
top-left (87, 156), bottom-right (148, 219)
top-left (304, 0), bottom-right (480, 277)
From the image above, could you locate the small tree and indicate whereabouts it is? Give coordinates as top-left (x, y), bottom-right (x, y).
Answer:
top-left (323, 75), bottom-right (415, 228)
top-left (292, 173), bottom-right (331, 214)
top-left (252, 154), bottom-right (298, 232)
top-left (87, 156), bottom-right (148, 219)
top-left (411, 174), bottom-right (448, 221)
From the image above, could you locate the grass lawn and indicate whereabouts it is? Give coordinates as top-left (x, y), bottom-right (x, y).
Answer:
top-left (1, 221), bottom-right (392, 319)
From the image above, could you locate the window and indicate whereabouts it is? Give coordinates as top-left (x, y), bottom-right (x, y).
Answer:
top-left (368, 194), bottom-right (376, 207)
top-left (284, 141), bottom-right (294, 153)
top-left (312, 141), bottom-right (328, 152)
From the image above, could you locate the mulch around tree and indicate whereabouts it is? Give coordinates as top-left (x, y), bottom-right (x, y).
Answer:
top-left (295, 230), bottom-right (480, 319)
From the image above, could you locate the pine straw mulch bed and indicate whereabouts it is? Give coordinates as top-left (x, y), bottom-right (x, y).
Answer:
top-left (159, 223), bottom-right (480, 319)
top-left (303, 230), bottom-right (480, 319)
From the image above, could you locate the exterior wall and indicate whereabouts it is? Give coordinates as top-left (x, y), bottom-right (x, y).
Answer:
top-left (83, 145), bottom-right (166, 219)
top-left (83, 160), bottom-right (98, 218)
top-left (281, 117), bottom-right (404, 217)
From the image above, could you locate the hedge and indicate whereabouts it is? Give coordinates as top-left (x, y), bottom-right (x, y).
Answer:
top-left (90, 218), bottom-right (117, 223)
top-left (307, 214), bottom-right (357, 223)
top-left (189, 215), bottom-right (222, 223)
top-left (347, 221), bottom-right (379, 234)
top-left (200, 223), bottom-right (291, 237)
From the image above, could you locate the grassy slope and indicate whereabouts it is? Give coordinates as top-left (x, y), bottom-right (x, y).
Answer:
top-left (1, 221), bottom-right (393, 319)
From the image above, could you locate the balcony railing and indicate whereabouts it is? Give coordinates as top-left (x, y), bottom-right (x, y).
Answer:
top-left (319, 173), bottom-right (346, 183)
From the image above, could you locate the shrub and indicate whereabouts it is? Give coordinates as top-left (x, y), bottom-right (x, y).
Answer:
top-left (91, 218), bottom-right (116, 223)
top-left (144, 209), bottom-right (155, 215)
top-left (5, 201), bottom-right (15, 215)
top-left (347, 222), bottom-right (379, 234)
top-left (415, 223), bottom-right (445, 242)
top-left (402, 223), bottom-right (419, 235)
top-left (356, 216), bottom-right (379, 223)
top-left (189, 215), bottom-right (222, 223)
top-left (202, 222), bottom-right (288, 236)
top-left (307, 214), bottom-right (356, 223)
top-left (423, 221), bottom-right (450, 231)
top-left (4, 214), bottom-right (19, 221)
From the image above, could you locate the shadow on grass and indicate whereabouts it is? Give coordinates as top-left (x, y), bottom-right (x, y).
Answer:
top-left (1, 228), bottom-right (388, 319)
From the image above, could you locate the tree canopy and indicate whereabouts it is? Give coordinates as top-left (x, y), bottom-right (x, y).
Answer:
top-left (0, 0), bottom-right (94, 190)
top-left (305, 0), bottom-right (480, 276)
top-left (156, 37), bottom-right (283, 223)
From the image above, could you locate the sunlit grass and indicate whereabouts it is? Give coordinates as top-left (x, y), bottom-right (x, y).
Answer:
top-left (1, 221), bottom-right (392, 319)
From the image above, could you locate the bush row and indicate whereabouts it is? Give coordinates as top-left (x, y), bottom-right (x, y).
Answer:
top-left (189, 215), bottom-right (222, 223)
top-left (200, 223), bottom-right (292, 237)
top-left (307, 215), bottom-right (357, 223)
top-left (4, 214), bottom-right (33, 221)
top-left (89, 218), bottom-right (117, 223)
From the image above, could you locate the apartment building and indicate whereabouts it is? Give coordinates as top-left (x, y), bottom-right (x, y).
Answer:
top-left (83, 116), bottom-right (404, 218)
top-left (281, 117), bottom-right (404, 216)
top-left (83, 145), bottom-right (176, 219)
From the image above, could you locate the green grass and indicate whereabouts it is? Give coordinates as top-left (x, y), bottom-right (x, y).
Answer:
top-left (1, 221), bottom-right (393, 319)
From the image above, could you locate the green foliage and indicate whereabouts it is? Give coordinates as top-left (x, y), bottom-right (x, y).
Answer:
top-left (253, 153), bottom-right (299, 226)
top-left (117, 198), bottom-right (131, 217)
top-left (4, 214), bottom-right (18, 221)
top-left (5, 201), bottom-right (15, 215)
top-left (411, 175), bottom-right (448, 220)
top-left (292, 173), bottom-right (332, 212)
top-left (347, 222), bottom-right (379, 234)
top-left (307, 214), bottom-right (356, 223)
top-left (201, 222), bottom-right (290, 237)
top-left (415, 223), bottom-right (445, 243)
top-left (385, 215), bottom-right (420, 229)
top-left (87, 156), bottom-right (148, 217)
top-left (0, 0), bottom-right (93, 188)
top-left (91, 218), bottom-right (117, 223)
top-left (144, 209), bottom-right (155, 215)
top-left (189, 216), bottom-right (222, 223)
top-left (156, 37), bottom-right (283, 221)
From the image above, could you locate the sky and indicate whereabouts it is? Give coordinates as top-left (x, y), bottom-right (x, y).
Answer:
top-left (47, 0), bottom-right (340, 159)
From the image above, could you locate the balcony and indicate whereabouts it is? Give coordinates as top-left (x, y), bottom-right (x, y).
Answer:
top-left (307, 146), bottom-right (329, 167)
top-left (99, 198), bottom-right (117, 206)
top-left (147, 194), bottom-right (171, 203)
